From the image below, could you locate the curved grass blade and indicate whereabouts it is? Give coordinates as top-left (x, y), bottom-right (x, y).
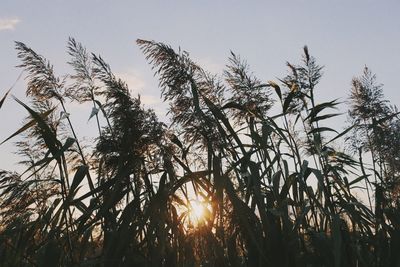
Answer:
top-left (13, 96), bottom-right (59, 157)
top-left (0, 108), bottom-right (55, 146)
top-left (0, 89), bottom-right (12, 110)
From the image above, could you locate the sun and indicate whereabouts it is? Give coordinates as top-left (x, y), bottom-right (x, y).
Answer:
top-left (173, 193), bottom-right (212, 229)
top-left (185, 199), bottom-right (210, 227)
top-left (189, 200), bottom-right (205, 221)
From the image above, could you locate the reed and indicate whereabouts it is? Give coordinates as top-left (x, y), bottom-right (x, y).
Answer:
top-left (0, 39), bottom-right (399, 267)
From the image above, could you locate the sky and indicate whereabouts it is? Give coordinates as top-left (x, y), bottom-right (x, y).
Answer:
top-left (1, 0), bottom-right (399, 172)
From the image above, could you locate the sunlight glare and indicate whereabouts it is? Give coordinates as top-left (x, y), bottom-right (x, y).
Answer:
top-left (187, 200), bottom-right (209, 227)
top-left (190, 201), bottom-right (205, 220)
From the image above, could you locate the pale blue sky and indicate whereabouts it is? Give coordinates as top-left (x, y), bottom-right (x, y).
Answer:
top-left (1, 0), bottom-right (399, 171)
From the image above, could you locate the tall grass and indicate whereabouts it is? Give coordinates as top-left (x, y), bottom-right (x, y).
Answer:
top-left (0, 39), bottom-right (399, 267)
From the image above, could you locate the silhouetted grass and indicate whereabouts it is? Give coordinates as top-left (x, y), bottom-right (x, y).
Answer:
top-left (0, 39), bottom-right (399, 267)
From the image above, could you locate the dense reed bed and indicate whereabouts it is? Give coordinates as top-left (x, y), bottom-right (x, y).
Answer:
top-left (0, 39), bottom-right (399, 266)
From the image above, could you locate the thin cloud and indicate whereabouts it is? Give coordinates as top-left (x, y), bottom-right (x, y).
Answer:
top-left (116, 69), bottom-right (162, 106)
top-left (139, 94), bottom-right (161, 106)
top-left (0, 17), bottom-right (20, 31)
top-left (195, 57), bottom-right (224, 74)
top-left (116, 69), bottom-right (146, 92)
